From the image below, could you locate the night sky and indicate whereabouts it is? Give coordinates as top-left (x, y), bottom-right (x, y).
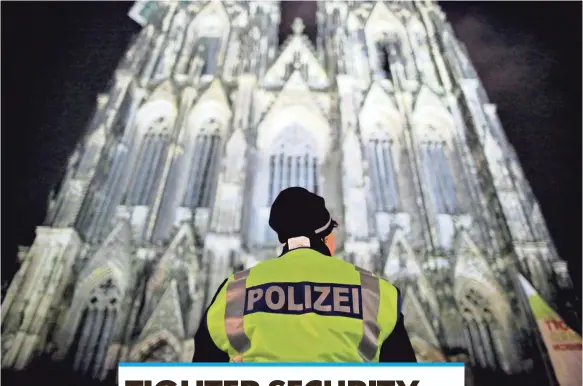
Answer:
top-left (2, 2), bottom-right (581, 296)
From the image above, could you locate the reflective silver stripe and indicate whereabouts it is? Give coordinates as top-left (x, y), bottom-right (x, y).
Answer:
top-left (224, 269), bottom-right (252, 354)
top-left (314, 216), bottom-right (332, 234)
top-left (356, 267), bottom-right (382, 362)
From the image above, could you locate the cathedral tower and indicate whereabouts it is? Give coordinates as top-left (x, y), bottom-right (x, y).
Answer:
top-left (2, 1), bottom-right (578, 385)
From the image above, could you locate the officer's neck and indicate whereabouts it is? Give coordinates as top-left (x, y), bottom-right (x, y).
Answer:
top-left (280, 237), bottom-right (331, 257)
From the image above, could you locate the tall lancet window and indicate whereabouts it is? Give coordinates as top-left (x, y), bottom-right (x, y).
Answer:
top-left (264, 125), bottom-right (319, 244)
top-left (127, 116), bottom-right (172, 206)
top-left (267, 125), bottom-right (319, 204)
top-left (200, 36), bottom-right (221, 76)
top-left (366, 130), bottom-right (400, 212)
top-left (69, 278), bottom-right (120, 378)
top-left (77, 142), bottom-right (125, 242)
top-left (76, 128), bottom-right (105, 177)
top-left (153, 11), bottom-right (187, 81)
top-left (376, 41), bottom-right (392, 81)
top-left (183, 121), bottom-right (221, 209)
top-left (419, 134), bottom-right (459, 214)
top-left (331, 8), bottom-right (341, 31)
top-left (175, 20), bottom-right (199, 75)
top-left (458, 287), bottom-right (507, 370)
top-left (411, 25), bottom-right (439, 86)
top-left (373, 31), bottom-right (402, 82)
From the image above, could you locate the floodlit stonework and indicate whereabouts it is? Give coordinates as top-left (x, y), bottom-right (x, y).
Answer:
top-left (1, 1), bottom-right (578, 383)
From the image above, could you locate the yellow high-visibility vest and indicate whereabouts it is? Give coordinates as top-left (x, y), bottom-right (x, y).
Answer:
top-left (206, 248), bottom-right (401, 362)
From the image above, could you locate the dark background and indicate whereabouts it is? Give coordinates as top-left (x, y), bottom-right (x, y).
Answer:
top-left (2, 1), bottom-right (581, 296)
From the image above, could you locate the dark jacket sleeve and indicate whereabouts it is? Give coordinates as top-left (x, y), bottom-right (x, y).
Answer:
top-left (379, 314), bottom-right (418, 362)
top-left (379, 288), bottom-right (418, 362)
top-left (192, 279), bottom-right (230, 362)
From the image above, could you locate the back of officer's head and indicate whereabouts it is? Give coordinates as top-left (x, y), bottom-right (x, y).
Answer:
top-left (269, 187), bottom-right (337, 245)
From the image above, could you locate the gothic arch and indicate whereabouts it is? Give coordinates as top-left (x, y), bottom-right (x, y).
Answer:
top-left (185, 116), bottom-right (223, 140)
top-left (77, 265), bottom-right (127, 301)
top-left (182, 2), bottom-right (231, 77)
top-left (411, 87), bottom-right (455, 145)
top-left (359, 85), bottom-right (405, 213)
top-left (180, 117), bottom-right (223, 210)
top-left (135, 99), bottom-right (178, 135)
top-left (189, 2), bottom-right (230, 40)
top-left (185, 81), bottom-right (231, 139)
top-left (270, 123), bottom-right (319, 158)
top-left (152, 9), bottom-right (189, 81)
top-left (62, 274), bottom-right (123, 377)
top-left (129, 329), bottom-right (182, 362)
top-left (176, 82), bottom-right (230, 210)
top-left (364, 3), bottom-right (415, 80)
top-left (407, 17), bottom-right (441, 87)
top-left (61, 268), bottom-right (125, 342)
top-left (359, 83), bottom-right (403, 142)
top-left (251, 121), bottom-right (324, 246)
top-left (411, 87), bottom-right (460, 214)
top-left (364, 3), bottom-right (409, 49)
top-left (55, 222), bottom-right (132, 359)
top-left (266, 123), bottom-right (321, 199)
top-left (128, 98), bottom-right (178, 207)
top-left (257, 105), bottom-right (331, 160)
top-left (454, 276), bottom-right (514, 372)
top-left (263, 26), bottom-right (329, 87)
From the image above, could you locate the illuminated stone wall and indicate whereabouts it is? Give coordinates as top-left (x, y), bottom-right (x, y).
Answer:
top-left (1, 1), bottom-right (577, 384)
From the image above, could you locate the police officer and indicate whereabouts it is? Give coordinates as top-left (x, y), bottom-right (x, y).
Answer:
top-left (193, 187), bottom-right (417, 362)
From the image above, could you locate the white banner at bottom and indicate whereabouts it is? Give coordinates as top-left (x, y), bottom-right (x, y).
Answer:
top-left (119, 363), bottom-right (465, 386)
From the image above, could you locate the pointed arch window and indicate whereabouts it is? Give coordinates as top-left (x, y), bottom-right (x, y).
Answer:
top-left (153, 12), bottom-right (188, 81)
top-left (127, 116), bottom-right (172, 206)
top-left (176, 21), bottom-right (199, 75)
top-left (458, 288), bottom-right (505, 370)
top-left (267, 126), bottom-right (319, 205)
top-left (331, 8), bottom-right (341, 31)
top-left (419, 138), bottom-right (459, 214)
top-left (366, 133), bottom-right (400, 212)
top-left (183, 122), bottom-right (221, 209)
top-left (68, 278), bottom-right (120, 378)
top-left (264, 125), bottom-right (320, 243)
top-left (267, 153), bottom-right (319, 204)
top-left (199, 36), bottom-right (221, 76)
top-left (376, 41), bottom-right (392, 81)
top-left (375, 34), bottom-right (400, 81)
top-left (77, 141), bottom-right (126, 242)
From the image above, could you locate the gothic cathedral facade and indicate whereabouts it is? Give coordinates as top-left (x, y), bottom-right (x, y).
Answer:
top-left (1, 1), bottom-right (578, 384)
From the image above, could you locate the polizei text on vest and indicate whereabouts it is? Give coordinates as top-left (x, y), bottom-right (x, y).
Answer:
top-left (243, 281), bottom-right (364, 319)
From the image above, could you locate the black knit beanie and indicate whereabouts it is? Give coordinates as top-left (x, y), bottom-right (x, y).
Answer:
top-left (269, 187), bottom-right (337, 244)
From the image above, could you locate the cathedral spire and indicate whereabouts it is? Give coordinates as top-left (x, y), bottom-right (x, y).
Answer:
top-left (291, 17), bottom-right (305, 36)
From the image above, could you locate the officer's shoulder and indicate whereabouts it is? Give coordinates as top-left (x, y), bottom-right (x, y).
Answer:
top-left (229, 258), bottom-right (272, 278)
top-left (351, 263), bottom-right (399, 291)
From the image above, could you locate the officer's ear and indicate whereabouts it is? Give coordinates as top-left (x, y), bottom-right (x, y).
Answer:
top-left (324, 232), bottom-right (336, 256)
